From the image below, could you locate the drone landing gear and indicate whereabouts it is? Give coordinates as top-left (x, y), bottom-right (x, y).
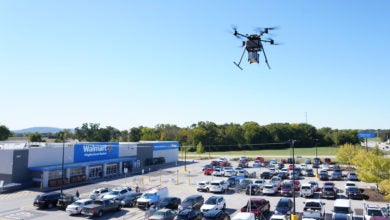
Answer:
top-left (233, 48), bottom-right (246, 70)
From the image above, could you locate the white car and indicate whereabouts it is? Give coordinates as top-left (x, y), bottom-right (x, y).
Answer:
top-left (270, 176), bottom-right (282, 188)
top-left (65, 199), bottom-right (93, 215)
top-left (300, 183), bottom-right (314, 198)
top-left (253, 179), bottom-right (266, 189)
top-left (262, 183), bottom-right (278, 195)
top-left (270, 214), bottom-right (288, 220)
top-left (308, 181), bottom-right (319, 192)
top-left (200, 195), bottom-right (226, 212)
top-left (197, 181), bottom-right (211, 192)
top-left (223, 167), bottom-right (236, 177)
top-left (344, 182), bottom-right (356, 191)
top-left (89, 187), bottom-right (111, 200)
top-left (209, 180), bottom-right (228, 193)
top-left (102, 186), bottom-right (132, 200)
top-left (212, 168), bottom-right (224, 176)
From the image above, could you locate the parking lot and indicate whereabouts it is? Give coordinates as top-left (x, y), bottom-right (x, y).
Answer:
top-left (0, 157), bottom-right (388, 220)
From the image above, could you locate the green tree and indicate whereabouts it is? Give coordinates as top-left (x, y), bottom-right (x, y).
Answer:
top-left (155, 124), bottom-right (180, 141)
top-left (129, 127), bottom-right (142, 142)
top-left (196, 142), bottom-right (205, 154)
top-left (140, 127), bottom-right (158, 140)
top-left (29, 132), bottom-right (43, 142)
top-left (0, 125), bottom-right (11, 141)
top-left (336, 143), bottom-right (361, 165)
top-left (355, 152), bottom-right (390, 188)
top-left (74, 123), bottom-right (101, 141)
top-left (378, 179), bottom-right (390, 200)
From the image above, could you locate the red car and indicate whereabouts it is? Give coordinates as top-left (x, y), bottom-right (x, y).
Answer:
top-left (240, 198), bottom-right (270, 219)
top-left (289, 180), bottom-right (301, 191)
top-left (210, 161), bottom-right (220, 166)
top-left (219, 161), bottom-right (231, 167)
top-left (255, 157), bottom-right (265, 163)
top-left (203, 168), bottom-right (214, 175)
top-left (288, 164), bottom-right (294, 170)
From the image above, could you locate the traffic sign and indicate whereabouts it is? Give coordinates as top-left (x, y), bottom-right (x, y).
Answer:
top-left (358, 131), bottom-right (376, 138)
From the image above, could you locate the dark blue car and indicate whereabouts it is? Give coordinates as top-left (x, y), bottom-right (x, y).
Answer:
top-left (274, 198), bottom-right (293, 215)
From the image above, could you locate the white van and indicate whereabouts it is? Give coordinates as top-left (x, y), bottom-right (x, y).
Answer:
top-left (136, 186), bottom-right (168, 209)
top-left (232, 212), bottom-right (256, 220)
top-left (332, 199), bottom-right (353, 220)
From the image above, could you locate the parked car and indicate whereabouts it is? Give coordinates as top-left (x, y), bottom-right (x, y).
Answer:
top-left (158, 197), bottom-right (182, 210)
top-left (262, 184), bottom-right (278, 195)
top-left (345, 186), bottom-right (364, 200)
top-left (212, 168), bottom-right (224, 176)
top-left (347, 172), bottom-right (359, 181)
top-left (278, 171), bottom-right (289, 179)
top-left (274, 198), bottom-right (293, 215)
top-left (321, 185), bottom-right (337, 199)
top-left (331, 170), bottom-right (343, 180)
top-left (253, 179), bottom-right (266, 189)
top-left (280, 182), bottom-right (294, 197)
top-left (149, 208), bottom-right (177, 220)
top-left (289, 180), bottom-right (301, 191)
top-left (305, 158), bottom-right (312, 164)
top-left (308, 180), bottom-right (319, 192)
top-left (300, 183), bottom-right (314, 198)
top-left (320, 172), bottom-right (329, 181)
top-left (240, 198), bottom-right (270, 219)
top-left (305, 169), bottom-right (315, 177)
top-left (202, 209), bottom-right (231, 220)
top-left (223, 167), bottom-right (236, 177)
top-left (65, 199), bottom-right (93, 215)
top-left (102, 186), bottom-right (132, 200)
top-left (175, 208), bottom-right (203, 220)
top-left (202, 165), bottom-right (213, 171)
top-left (90, 187), bottom-right (111, 200)
top-left (179, 195), bottom-right (204, 210)
top-left (239, 179), bottom-right (253, 189)
top-left (209, 180), bottom-right (228, 194)
top-left (344, 182), bottom-right (357, 191)
top-left (200, 196), bottom-right (226, 212)
top-left (33, 192), bottom-right (62, 209)
top-left (197, 181), bottom-right (211, 192)
top-left (260, 171), bottom-right (272, 179)
top-left (57, 194), bottom-right (79, 210)
top-left (302, 199), bottom-right (326, 220)
top-left (81, 198), bottom-right (122, 217)
top-left (270, 176), bottom-right (283, 189)
top-left (204, 168), bottom-right (214, 175)
top-left (245, 184), bottom-right (262, 195)
top-left (117, 192), bottom-right (142, 207)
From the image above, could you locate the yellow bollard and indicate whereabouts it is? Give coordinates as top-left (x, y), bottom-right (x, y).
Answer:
top-left (291, 214), bottom-right (298, 220)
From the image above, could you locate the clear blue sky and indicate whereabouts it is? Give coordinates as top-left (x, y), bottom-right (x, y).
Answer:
top-left (1, 1), bottom-right (389, 131)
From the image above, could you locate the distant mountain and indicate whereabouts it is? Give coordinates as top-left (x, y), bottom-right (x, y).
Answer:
top-left (12, 127), bottom-right (74, 134)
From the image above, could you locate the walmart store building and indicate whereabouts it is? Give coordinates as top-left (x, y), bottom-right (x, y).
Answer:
top-left (0, 141), bottom-right (179, 190)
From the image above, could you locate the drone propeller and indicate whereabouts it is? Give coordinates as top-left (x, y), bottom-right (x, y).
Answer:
top-left (265, 38), bottom-right (281, 45)
top-left (256, 26), bottom-right (279, 35)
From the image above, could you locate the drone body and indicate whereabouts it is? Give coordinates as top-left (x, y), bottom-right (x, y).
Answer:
top-left (233, 27), bottom-right (278, 70)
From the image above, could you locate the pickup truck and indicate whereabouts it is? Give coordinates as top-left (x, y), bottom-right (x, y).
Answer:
top-left (301, 199), bottom-right (326, 220)
top-left (81, 198), bottom-right (122, 217)
top-left (240, 198), bottom-right (270, 219)
top-left (363, 203), bottom-right (386, 220)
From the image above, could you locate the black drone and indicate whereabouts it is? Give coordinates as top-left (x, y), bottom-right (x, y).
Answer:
top-left (232, 27), bottom-right (278, 70)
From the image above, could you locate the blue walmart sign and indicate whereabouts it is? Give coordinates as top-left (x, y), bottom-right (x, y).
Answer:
top-left (153, 141), bottom-right (179, 151)
top-left (74, 142), bottom-right (119, 162)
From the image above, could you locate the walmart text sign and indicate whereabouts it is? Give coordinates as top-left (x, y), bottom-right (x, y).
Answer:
top-left (74, 142), bottom-right (119, 162)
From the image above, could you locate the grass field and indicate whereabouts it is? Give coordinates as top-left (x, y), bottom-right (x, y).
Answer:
top-left (182, 146), bottom-right (339, 159)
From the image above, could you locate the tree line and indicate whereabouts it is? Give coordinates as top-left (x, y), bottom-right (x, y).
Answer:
top-left (2, 122), bottom-right (389, 151)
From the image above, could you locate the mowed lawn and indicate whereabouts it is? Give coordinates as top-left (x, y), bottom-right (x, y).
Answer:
top-left (184, 146), bottom-right (338, 158)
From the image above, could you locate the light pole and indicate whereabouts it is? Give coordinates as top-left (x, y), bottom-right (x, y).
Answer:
top-left (314, 139), bottom-right (319, 179)
top-left (60, 139), bottom-right (65, 195)
top-left (184, 146), bottom-right (187, 172)
top-left (290, 139), bottom-right (298, 220)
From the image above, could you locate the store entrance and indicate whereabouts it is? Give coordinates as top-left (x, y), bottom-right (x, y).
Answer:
top-left (89, 166), bottom-right (103, 179)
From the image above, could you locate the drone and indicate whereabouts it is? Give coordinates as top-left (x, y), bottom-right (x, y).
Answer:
top-left (232, 27), bottom-right (278, 70)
